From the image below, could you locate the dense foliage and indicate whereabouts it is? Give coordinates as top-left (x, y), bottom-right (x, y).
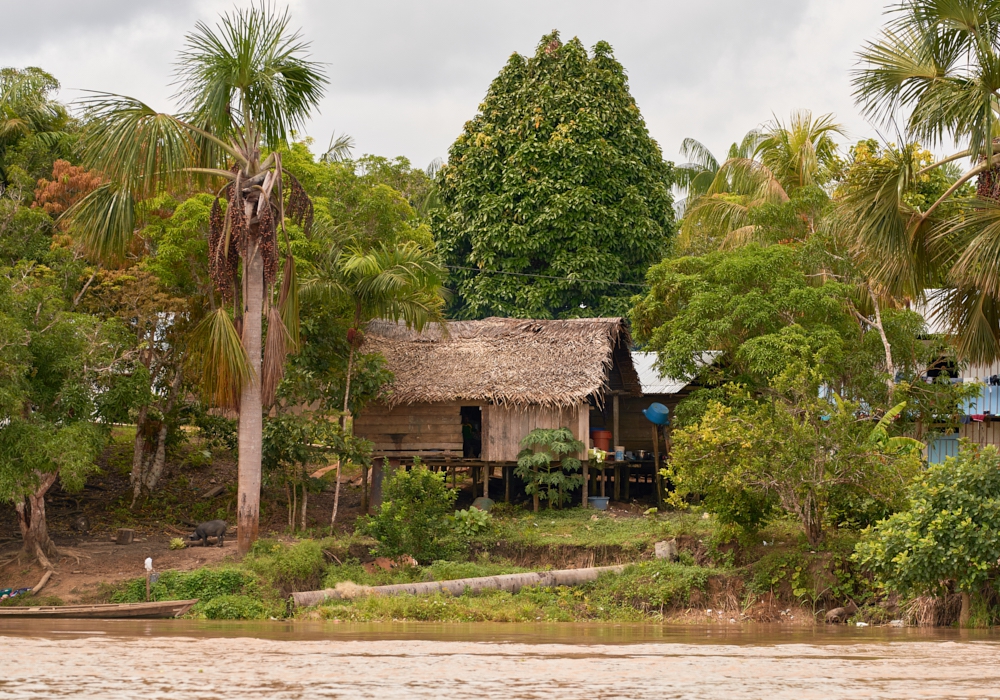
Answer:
top-left (854, 444), bottom-right (1000, 622)
top-left (669, 372), bottom-right (922, 544)
top-left (435, 31), bottom-right (675, 318)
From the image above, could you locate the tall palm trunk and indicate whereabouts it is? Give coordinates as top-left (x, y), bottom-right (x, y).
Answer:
top-left (237, 246), bottom-right (264, 556)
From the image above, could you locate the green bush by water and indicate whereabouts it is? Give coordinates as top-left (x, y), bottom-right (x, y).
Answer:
top-left (201, 594), bottom-right (273, 620)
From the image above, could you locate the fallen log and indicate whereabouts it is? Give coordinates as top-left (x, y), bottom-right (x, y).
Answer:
top-left (292, 564), bottom-right (626, 608)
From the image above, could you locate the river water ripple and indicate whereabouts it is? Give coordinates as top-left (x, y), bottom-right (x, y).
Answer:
top-left (0, 621), bottom-right (996, 699)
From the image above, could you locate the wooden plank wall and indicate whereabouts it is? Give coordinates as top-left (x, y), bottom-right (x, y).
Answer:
top-left (482, 403), bottom-right (589, 462)
top-left (353, 401), bottom-right (464, 458)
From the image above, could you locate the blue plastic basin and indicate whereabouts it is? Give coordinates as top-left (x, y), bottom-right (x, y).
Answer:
top-left (588, 496), bottom-right (610, 511)
top-left (643, 402), bottom-right (670, 425)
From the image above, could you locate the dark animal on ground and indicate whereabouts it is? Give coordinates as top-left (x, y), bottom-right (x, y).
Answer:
top-left (189, 520), bottom-right (227, 547)
top-left (825, 601), bottom-right (858, 624)
top-left (70, 515), bottom-right (90, 534)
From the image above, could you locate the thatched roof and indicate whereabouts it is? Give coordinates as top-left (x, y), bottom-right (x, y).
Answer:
top-left (362, 317), bottom-right (641, 408)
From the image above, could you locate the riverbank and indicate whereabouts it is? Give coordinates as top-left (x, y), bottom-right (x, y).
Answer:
top-left (0, 432), bottom-right (947, 626)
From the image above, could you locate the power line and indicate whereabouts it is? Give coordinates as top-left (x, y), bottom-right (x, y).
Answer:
top-left (444, 265), bottom-right (649, 288)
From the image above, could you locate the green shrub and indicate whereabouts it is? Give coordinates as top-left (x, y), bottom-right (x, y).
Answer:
top-left (112, 567), bottom-right (256, 604)
top-left (244, 539), bottom-right (328, 596)
top-left (201, 594), bottom-right (271, 620)
top-left (453, 508), bottom-right (492, 537)
top-left (361, 460), bottom-right (457, 563)
top-left (854, 443), bottom-right (1000, 623)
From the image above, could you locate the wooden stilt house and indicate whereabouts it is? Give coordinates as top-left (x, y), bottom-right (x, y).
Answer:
top-left (353, 317), bottom-right (642, 464)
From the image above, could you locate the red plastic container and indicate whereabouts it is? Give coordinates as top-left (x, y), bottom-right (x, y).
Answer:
top-left (592, 430), bottom-right (613, 452)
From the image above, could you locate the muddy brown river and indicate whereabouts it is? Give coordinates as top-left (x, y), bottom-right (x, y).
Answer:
top-left (0, 620), bottom-right (997, 698)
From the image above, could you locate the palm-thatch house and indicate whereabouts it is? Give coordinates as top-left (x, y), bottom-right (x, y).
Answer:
top-left (354, 317), bottom-right (642, 466)
top-left (354, 317), bottom-right (715, 507)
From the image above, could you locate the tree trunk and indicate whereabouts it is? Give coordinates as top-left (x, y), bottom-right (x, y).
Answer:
top-left (960, 591), bottom-right (971, 628)
top-left (292, 564), bottom-right (626, 607)
top-left (290, 480), bottom-right (298, 532)
top-left (301, 482), bottom-right (308, 531)
top-left (869, 288), bottom-right (896, 393)
top-left (143, 371), bottom-right (183, 493)
top-left (330, 460), bottom-right (342, 531)
top-left (130, 404), bottom-right (150, 508)
top-left (237, 247), bottom-right (264, 556)
top-left (16, 472), bottom-right (59, 568)
top-left (342, 343), bottom-right (355, 423)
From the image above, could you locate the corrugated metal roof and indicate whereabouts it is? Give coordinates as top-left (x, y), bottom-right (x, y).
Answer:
top-left (631, 351), bottom-right (720, 395)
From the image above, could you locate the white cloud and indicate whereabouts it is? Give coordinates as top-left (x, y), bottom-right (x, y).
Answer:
top-left (1, 0), bottom-right (893, 168)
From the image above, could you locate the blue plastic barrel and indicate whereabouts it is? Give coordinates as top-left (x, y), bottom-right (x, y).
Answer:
top-left (642, 402), bottom-right (670, 425)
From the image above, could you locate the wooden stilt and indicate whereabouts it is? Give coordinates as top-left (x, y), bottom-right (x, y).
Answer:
top-left (582, 459), bottom-right (589, 507)
top-left (657, 425), bottom-right (669, 509)
top-left (483, 462), bottom-right (489, 500)
top-left (651, 425), bottom-right (660, 506)
top-left (504, 465), bottom-right (511, 503)
top-left (611, 394), bottom-right (619, 502)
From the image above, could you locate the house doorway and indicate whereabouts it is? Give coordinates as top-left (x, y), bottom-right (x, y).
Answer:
top-left (461, 406), bottom-right (482, 458)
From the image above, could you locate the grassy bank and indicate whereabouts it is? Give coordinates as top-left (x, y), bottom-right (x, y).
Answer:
top-left (103, 506), bottom-right (887, 624)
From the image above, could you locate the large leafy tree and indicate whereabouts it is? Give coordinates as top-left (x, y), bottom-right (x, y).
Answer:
top-left (847, 0), bottom-right (1000, 365)
top-left (435, 32), bottom-right (675, 318)
top-left (630, 244), bottom-right (975, 430)
top-left (66, 5), bottom-right (327, 555)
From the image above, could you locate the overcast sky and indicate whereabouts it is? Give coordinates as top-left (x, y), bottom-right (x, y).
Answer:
top-left (2, 0), bottom-right (891, 171)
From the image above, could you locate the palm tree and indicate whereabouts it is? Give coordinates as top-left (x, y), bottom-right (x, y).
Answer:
top-left (65, 5), bottom-right (327, 555)
top-left (673, 138), bottom-right (721, 215)
top-left (305, 238), bottom-right (446, 516)
top-left (0, 67), bottom-right (72, 186)
top-left (848, 0), bottom-right (1000, 365)
top-left (679, 112), bottom-right (843, 251)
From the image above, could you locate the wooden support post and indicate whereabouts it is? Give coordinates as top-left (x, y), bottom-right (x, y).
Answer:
top-left (623, 462), bottom-right (630, 501)
top-left (656, 426), bottom-right (667, 509)
top-left (600, 462), bottom-right (606, 497)
top-left (361, 462), bottom-right (369, 514)
top-left (145, 573), bottom-right (150, 602)
top-left (614, 463), bottom-right (621, 502)
top-left (611, 393), bottom-right (619, 502)
top-left (483, 462), bottom-right (489, 500)
top-left (370, 458), bottom-right (387, 513)
top-left (471, 466), bottom-right (479, 498)
top-left (651, 425), bottom-right (660, 505)
top-left (582, 459), bottom-right (589, 507)
top-left (450, 464), bottom-right (456, 489)
top-left (504, 465), bottom-right (511, 503)
top-left (532, 463), bottom-right (540, 512)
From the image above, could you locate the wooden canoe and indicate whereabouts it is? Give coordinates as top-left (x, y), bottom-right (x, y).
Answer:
top-left (0, 599), bottom-right (198, 619)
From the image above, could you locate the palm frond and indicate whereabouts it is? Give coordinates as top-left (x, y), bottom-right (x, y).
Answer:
top-left (321, 131), bottom-right (355, 163)
top-left (62, 183), bottom-right (136, 264)
top-left (188, 308), bottom-right (254, 410)
top-left (277, 254), bottom-right (300, 353)
top-left (77, 92), bottom-right (196, 199)
top-left (262, 305), bottom-right (289, 407)
top-left (175, 3), bottom-right (328, 148)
